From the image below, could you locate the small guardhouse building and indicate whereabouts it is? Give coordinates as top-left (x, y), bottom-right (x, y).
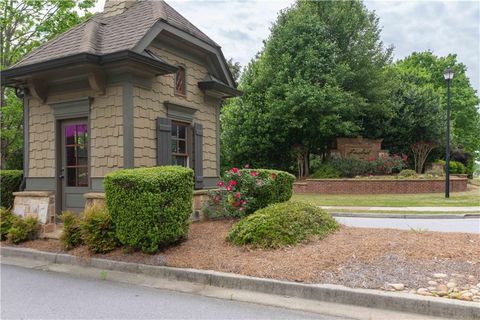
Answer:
top-left (1, 0), bottom-right (240, 223)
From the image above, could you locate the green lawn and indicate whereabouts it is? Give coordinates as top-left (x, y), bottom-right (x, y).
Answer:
top-left (292, 187), bottom-right (480, 207)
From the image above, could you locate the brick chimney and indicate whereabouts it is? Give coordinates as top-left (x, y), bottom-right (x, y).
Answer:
top-left (103, 0), bottom-right (136, 17)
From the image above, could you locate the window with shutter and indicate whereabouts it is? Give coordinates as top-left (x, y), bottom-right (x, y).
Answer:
top-left (171, 121), bottom-right (189, 167)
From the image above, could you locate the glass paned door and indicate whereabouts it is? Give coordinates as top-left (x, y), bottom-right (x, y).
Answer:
top-left (61, 119), bottom-right (89, 213)
top-left (64, 124), bottom-right (89, 186)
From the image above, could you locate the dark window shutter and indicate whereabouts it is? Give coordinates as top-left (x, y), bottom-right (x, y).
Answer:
top-left (187, 125), bottom-right (194, 169)
top-left (156, 117), bottom-right (172, 166)
top-left (193, 123), bottom-right (203, 189)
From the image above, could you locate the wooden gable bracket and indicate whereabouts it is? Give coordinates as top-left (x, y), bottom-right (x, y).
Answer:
top-left (27, 78), bottom-right (47, 102)
top-left (87, 69), bottom-right (106, 95)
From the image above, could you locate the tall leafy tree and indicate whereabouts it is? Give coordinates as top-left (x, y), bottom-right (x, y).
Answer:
top-left (0, 0), bottom-right (94, 169)
top-left (221, 0), bottom-right (393, 176)
top-left (226, 58), bottom-right (242, 85)
top-left (383, 64), bottom-right (445, 157)
top-left (388, 52), bottom-right (480, 159)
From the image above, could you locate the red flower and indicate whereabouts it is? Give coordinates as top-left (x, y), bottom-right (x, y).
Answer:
top-left (234, 201), bottom-right (240, 207)
top-left (226, 186), bottom-right (232, 191)
top-left (235, 192), bottom-right (241, 199)
top-left (229, 180), bottom-right (237, 186)
top-left (240, 199), bottom-right (246, 205)
top-left (230, 167), bottom-right (239, 173)
top-left (239, 207), bottom-right (245, 211)
top-left (217, 181), bottom-right (224, 187)
top-left (251, 171), bottom-right (258, 177)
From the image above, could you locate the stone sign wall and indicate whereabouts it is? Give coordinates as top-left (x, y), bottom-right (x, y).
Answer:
top-left (330, 137), bottom-right (387, 160)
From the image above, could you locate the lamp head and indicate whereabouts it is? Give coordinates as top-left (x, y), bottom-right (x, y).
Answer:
top-left (443, 67), bottom-right (454, 81)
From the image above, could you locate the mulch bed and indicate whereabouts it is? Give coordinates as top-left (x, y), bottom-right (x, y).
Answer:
top-left (5, 221), bottom-right (480, 293)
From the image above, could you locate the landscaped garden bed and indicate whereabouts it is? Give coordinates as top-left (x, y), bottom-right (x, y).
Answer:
top-left (5, 220), bottom-right (479, 302)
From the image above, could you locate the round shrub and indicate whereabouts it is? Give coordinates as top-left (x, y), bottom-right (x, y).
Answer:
top-left (436, 160), bottom-right (466, 174)
top-left (329, 157), bottom-right (372, 177)
top-left (0, 208), bottom-right (15, 240)
top-left (105, 166), bottom-right (194, 254)
top-left (7, 216), bottom-right (39, 244)
top-left (398, 169), bottom-right (417, 178)
top-left (0, 170), bottom-right (23, 208)
top-left (227, 201), bottom-right (339, 249)
top-left (60, 211), bottom-right (83, 250)
top-left (81, 205), bottom-right (118, 253)
top-left (311, 164), bottom-right (340, 179)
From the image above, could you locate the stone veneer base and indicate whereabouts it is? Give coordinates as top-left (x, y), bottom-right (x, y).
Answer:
top-left (12, 189), bottom-right (215, 225)
top-left (12, 191), bottom-right (55, 224)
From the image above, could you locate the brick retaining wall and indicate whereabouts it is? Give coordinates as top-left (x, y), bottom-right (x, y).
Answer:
top-left (293, 178), bottom-right (468, 194)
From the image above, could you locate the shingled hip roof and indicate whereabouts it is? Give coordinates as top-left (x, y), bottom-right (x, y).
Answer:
top-left (12, 0), bottom-right (220, 69)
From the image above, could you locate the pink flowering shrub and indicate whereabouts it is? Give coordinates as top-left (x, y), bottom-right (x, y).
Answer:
top-left (369, 154), bottom-right (406, 175)
top-left (203, 167), bottom-right (295, 218)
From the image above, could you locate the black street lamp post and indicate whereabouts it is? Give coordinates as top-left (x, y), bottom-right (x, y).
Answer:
top-left (443, 67), bottom-right (454, 198)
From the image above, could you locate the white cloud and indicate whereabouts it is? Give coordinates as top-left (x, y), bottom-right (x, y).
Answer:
top-left (94, 0), bottom-right (479, 93)
top-left (365, 0), bottom-right (480, 94)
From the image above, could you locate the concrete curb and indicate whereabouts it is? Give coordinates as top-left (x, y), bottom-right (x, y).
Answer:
top-left (1, 246), bottom-right (479, 320)
top-left (331, 213), bottom-right (480, 219)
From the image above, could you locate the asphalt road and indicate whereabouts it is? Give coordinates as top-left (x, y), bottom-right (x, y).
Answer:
top-left (1, 264), bottom-right (346, 319)
top-left (335, 216), bottom-right (480, 233)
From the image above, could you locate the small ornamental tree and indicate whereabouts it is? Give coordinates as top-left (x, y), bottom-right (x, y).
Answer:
top-left (411, 141), bottom-right (435, 174)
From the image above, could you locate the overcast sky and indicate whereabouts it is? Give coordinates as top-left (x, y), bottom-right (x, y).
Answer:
top-left (94, 0), bottom-right (479, 93)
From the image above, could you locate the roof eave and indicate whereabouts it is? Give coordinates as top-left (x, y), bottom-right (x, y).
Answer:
top-left (198, 80), bottom-right (242, 98)
top-left (1, 50), bottom-right (178, 87)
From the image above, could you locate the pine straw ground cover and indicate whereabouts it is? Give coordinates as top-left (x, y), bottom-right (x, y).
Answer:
top-left (5, 221), bottom-right (480, 299)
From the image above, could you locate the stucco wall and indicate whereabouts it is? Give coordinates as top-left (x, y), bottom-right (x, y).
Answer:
top-left (28, 85), bottom-right (123, 179)
top-left (134, 46), bottom-right (220, 178)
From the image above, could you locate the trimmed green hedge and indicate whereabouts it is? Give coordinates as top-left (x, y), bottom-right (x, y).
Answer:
top-left (227, 201), bottom-right (339, 249)
top-left (0, 170), bottom-right (23, 208)
top-left (105, 166), bottom-right (194, 253)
